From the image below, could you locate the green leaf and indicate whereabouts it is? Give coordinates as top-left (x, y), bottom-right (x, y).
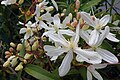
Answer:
top-left (24, 64), bottom-right (59, 80)
top-left (81, 0), bottom-right (102, 11)
top-left (79, 67), bottom-right (87, 80)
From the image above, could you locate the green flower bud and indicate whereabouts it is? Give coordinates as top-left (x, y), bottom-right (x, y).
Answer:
top-left (15, 62), bottom-right (23, 71)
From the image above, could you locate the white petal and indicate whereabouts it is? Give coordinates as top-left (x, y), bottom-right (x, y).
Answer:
top-left (79, 30), bottom-right (89, 44)
top-left (24, 33), bottom-right (30, 39)
top-left (51, 0), bottom-right (58, 11)
top-left (106, 33), bottom-right (119, 42)
top-left (42, 30), bottom-right (55, 37)
top-left (74, 23), bottom-right (80, 44)
top-left (44, 45), bottom-right (67, 56)
top-left (74, 48), bottom-right (102, 64)
top-left (62, 16), bottom-right (70, 28)
top-left (100, 15), bottom-right (110, 27)
top-left (39, 21), bottom-right (51, 30)
top-left (58, 30), bottom-right (75, 36)
top-left (41, 12), bottom-right (53, 22)
top-left (97, 26), bottom-right (110, 46)
top-left (1, 1), bottom-right (7, 6)
top-left (50, 56), bottom-right (58, 61)
top-left (59, 50), bottom-right (73, 76)
top-left (80, 12), bottom-right (96, 27)
top-left (97, 48), bottom-right (118, 63)
top-left (93, 64), bottom-right (107, 69)
top-left (35, 4), bottom-right (40, 17)
top-left (89, 29), bottom-right (99, 46)
top-left (53, 14), bottom-right (60, 27)
top-left (19, 28), bottom-right (26, 34)
top-left (91, 69), bottom-right (103, 80)
top-left (87, 70), bottom-right (92, 80)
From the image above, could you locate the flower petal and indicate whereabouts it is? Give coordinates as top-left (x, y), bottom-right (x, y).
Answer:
top-left (24, 33), bottom-right (30, 39)
top-left (80, 12), bottom-right (96, 27)
top-left (39, 21), bottom-right (51, 30)
top-left (89, 29), bottom-right (99, 46)
top-left (79, 30), bottom-right (89, 44)
top-left (62, 16), bottom-right (70, 28)
top-left (58, 30), bottom-right (75, 36)
top-left (93, 64), bottom-right (107, 69)
top-left (97, 48), bottom-right (118, 63)
top-left (41, 12), bottom-right (53, 22)
top-left (59, 50), bottom-right (73, 76)
top-left (91, 69), bottom-right (103, 80)
top-left (44, 45), bottom-right (67, 56)
top-left (51, 0), bottom-right (58, 11)
top-left (74, 23), bottom-right (80, 44)
top-left (19, 28), bottom-right (26, 34)
top-left (97, 26), bottom-right (110, 46)
top-left (87, 70), bottom-right (92, 80)
top-left (106, 33), bottom-right (119, 42)
top-left (53, 14), bottom-right (61, 27)
top-left (74, 48), bottom-right (102, 64)
top-left (100, 15), bottom-right (110, 27)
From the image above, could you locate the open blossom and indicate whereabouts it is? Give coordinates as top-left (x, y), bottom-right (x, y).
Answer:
top-left (44, 23), bottom-right (102, 76)
top-left (87, 64), bottom-right (107, 80)
top-left (42, 14), bottom-right (75, 37)
top-left (19, 21), bottom-right (34, 40)
top-left (80, 12), bottom-right (119, 42)
top-left (1, 0), bottom-right (16, 6)
top-left (79, 26), bottom-right (119, 63)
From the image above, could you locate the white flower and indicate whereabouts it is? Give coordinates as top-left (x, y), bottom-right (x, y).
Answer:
top-left (80, 12), bottom-right (119, 42)
top-left (42, 14), bottom-right (75, 37)
top-left (1, 0), bottom-right (16, 6)
top-left (19, 21), bottom-right (34, 39)
top-left (44, 23), bottom-right (102, 76)
top-left (87, 64), bottom-right (107, 80)
top-left (80, 26), bottom-right (119, 63)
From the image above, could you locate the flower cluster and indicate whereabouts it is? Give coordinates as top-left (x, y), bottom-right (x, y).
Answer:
top-left (1, 0), bottom-right (119, 80)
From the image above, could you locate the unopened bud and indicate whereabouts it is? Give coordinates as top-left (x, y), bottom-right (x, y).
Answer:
top-left (32, 40), bottom-right (38, 51)
top-left (17, 44), bottom-right (22, 51)
top-left (3, 60), bottom-right (10, 67)
top-left (5, 55), bottom-right (10, 58)
top-left (26, 46), bottom-right (31, 51)
top-left (24, 53), bottom-right (33, 59)
top-left (23, 59), bottom-right (27, 64)
top-left (72, 21), bottom-right (78, 27)
top-left (76, 0), bottom-right (80, 10)
top-left (15, 62), bottom-right (23, 71)
top-left (76, 12), bottom-right (80, 20)
top-left (45, 6), bottom-right (54, 11)
top-left (10, 42), bottom-right (16, 47)
top-left (11, 57), bottom-right (18, 67)
top-left (82, 25), bottom-right (89, 30)
top-left (61, 13), bottom-right (65, 17)
top-left (69, 13), bottom-right (72, 20)
top-left (5, 51), bottom-right (10, 55)
top-left (63, 9), bottom-right (66, 13)
top-left (9, 47), bottom-right (14, 52)
top-left (18, 0), bottom-right (24, 5)
top-left (40, 10), bottom-right (45, 13)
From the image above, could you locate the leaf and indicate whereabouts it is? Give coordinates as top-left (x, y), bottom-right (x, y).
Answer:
top-left (81, 0), bottom-right (102, 11)
top-left (79, 67), bottom-right (87, 80)
top-left (19, 40), bottom-right (25, 57)
top-left (24, 64), bottom-right (59, 80)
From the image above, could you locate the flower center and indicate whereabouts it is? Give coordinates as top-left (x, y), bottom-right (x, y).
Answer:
top-left (54, 25), bottom-right (59, 33)
top-left (26, 28), bottom-right (31, 33)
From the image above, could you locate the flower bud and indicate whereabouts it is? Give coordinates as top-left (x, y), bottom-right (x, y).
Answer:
top-left (68, 13), bottom-right (72, 20)
top-left (24, 53), bottom-right (33, 59)
top-left (17, 44), bottom-right (22, 51)
top-left (5, 51), bottom-right (10, 55)
top-left (23, 59), bottom-right (27, 64)
top-left (11, 57), bottom-right (18, 67)
top-left (18, 0), bottom-right (24, 5)
top-left (10, 42), bottom-right (16, 47)
top-left (61, 13), bottom-right (65, 17)
top-left (63, 9), bottom-right (66, 13)
top-left (45, 6), bottom-right (54, 11)
top-left (3, 60), bottom-right (10, 67)
top-left (5, 55), bottom-right (10, 58)
top-left (15, 62), bottom-right (23, 71)
top-left (76, 12), bottom-right (80, 20)
top-left (40, 10), bottom-right (45, 13)
top-left (82, 25), bottom-right (89, 30)
top-left (32, 40), bottom-right (38, 51)
top-left (76, 0), bottom-right (80, 10)
top-left (9, 47), bottom-right (14, 52)
top-left (26, 46), bottom-right (31, 51)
